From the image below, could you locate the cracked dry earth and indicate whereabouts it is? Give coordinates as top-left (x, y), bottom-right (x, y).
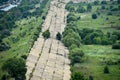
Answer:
top-left (26, 0), bottom-right (71, 80)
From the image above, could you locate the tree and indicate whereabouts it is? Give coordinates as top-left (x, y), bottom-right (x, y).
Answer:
top-left (71, 71), bottom-right (85, 80)
top-left (112, 43), bottom-right (120, 49)
top-left (94, 1), bottom-right (99, 5)
top-left (70, 48), bottom-right (84, 65)
top-left (87, 4), bottom-right (92, 12)
top-left (56, 32), bottom-right (62, 40)
top-left (63, 29), bottom-right (81, 47)
top-left (92, 14), bottom-right (97, 19)
top-left (77, 6), bottom-right (86, 13)
top-left (101, 1), bottom-right (107, 4)
top-left (89, 75), bottom-right (94, 80)
top-left (104, 65), bottom-right (109, 74)
top-left (42, 30), bottom-right (50, 39)
top-left (2, 58), bottom-right (27, 80)
top-left (67, 13), bottom-right (77, 23)
top-left (117, 0), bottom-right (120, 4)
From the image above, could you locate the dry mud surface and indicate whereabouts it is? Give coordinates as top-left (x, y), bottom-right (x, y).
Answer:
top-left (26, 0), bottom-right (71, 80)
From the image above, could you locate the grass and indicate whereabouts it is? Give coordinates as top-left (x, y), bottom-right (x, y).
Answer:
top-left (67, 1), bottom-right (120, 80)
top-left (0, 0), bottom-right (50, 78)
top-left (73, 45), bottom-right (120, 80)
top-left (0, 16), bottom-right (42, 77)
top-left (76, 13), bottom-right (120, 33)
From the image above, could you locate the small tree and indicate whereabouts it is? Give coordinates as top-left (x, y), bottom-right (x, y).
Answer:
top-left (89, 75), bottom-right (94, 80)
top-left (104, 65), bottom-right (109, 74)
top-left (92, 14), bottom-right (97, 19)
top-left (71, 71), bottom-right (84, 80)
top-left (87, 4), bottom-right (92, 12)
top-left (56, 32), bottom-right (62, 40)
top-left (42, 30), bottom-right (50, 39)
top-left (112, 43), bottom-right (120, 49)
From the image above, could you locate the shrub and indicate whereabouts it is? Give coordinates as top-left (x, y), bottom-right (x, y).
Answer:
top-left (56, 32), bottom-right (62, 40)
top-left (104, 65), bottom-right (109, 74)
top-left (89, 75), bottom-right (94, 80)
top-left (112, 43), bottom-right (120, 49)
top-left (70, 48), bottom-right (84, 65)
top-left (71, 71), bottom-right (85, 80)
top-left (42, 30), bottom-right (50, 39)
top-left (0, 42), bottom-right (10, 51)
top-left (92, 14), bottom-right (97, 19)
top-left (87, 4), bottom-right (92, 12)
top-left (101, 1), bottom-right (107, 4)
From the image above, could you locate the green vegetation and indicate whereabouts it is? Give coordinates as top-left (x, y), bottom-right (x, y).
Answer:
top-left (64, 0), bottom-right (120, 80)
top-left (42, 29), bottom-right (50, 39)
top-left (104, 65), bottom-right (109, 74)
top-left (0, 0), bottom-right (50, 79)
top-left (2, 58), bottom-right (26, 80)
top-left (56, 32), bottom-right (62, 40)
top-left (71, 71), bottom-right (85, 80)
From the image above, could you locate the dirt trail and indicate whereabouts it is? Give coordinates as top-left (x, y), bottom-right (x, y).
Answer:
top-left (26, 0), bottom-right (71, 80)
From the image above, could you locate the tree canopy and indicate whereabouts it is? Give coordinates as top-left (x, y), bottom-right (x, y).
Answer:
top-left (2, 58), bottom-right (27, 80)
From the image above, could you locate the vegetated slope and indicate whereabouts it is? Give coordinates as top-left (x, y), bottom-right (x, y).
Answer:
top-left (63, 0), bottom-right (120, 80)
top-left (0, 0), bottom-right (50, 79)
top-left (26, 0), bottom-right (71, 80)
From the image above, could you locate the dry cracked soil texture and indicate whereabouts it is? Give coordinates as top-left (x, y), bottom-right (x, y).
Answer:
top-left (26, 0), bottom-right (71, 80)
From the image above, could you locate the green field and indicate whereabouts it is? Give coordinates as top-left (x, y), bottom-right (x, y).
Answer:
top-left (65, 1), bottom-right (120, 80)
top-left (73, 45), bottom-right (120, 80)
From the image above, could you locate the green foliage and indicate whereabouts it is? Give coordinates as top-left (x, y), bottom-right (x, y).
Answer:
top-left (89, 75), bottom-right (94, 80)
top-left (93, 1), bottom-right (99, 5)
top-left (92, 14), bottom-right (97, 19)
top-left (42, 30), bottom-right (50, 39)
top-left (56, 32), bottom-right (62, 40)
top-left (77, 6), bottom-right (86, 13)
top-left (63, 29), bottom-right (81, 47)
top-left (0, 42), bottom-right (10, 51)
top-left (87, 4), bottom-right (92, 12)
top-left (112, 43), bottom-right (120, 49)
top-left (69, 44), bottom-right (78, 50)
top-left (101, 1), bottom-right (107, 4)
top-left (70, 48), bottom-right (84, 65)
top-left (71, 71), bottom-right (85, 80)
top-left (2, 58), bottom-right (27, 80)
top-left (67, 13), bottom-right (78, 23)
top-left (104, 66), bottom-right (109, 74)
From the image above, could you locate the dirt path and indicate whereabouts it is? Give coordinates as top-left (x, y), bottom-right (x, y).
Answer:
top-left (26, 0), bottom-right (71, 80)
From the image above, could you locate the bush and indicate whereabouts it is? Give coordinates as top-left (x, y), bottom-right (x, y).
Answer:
top-left (42, 30), bottom-right (50, 39)
top-left (70, 48), bottom-right (84, 65)
top-left (56, 32), bottom-right (62, 40)
top-left (104, 65), bottom-right (109, 74)
top-left (87, 4), bottom-right (92, 12)
top-left (71, 71), bottom-right (85, 80)
top-left (101, 1), bottom-right (107, 4)
top-left (89, 75), bottom-right (94, 80)
top-left (77, 6), bottom-right (86, 13)
top-left (112, 43), bottom-right (120, 49)
top-left (92, 14), bottom-right (97, 19)
top-left (0, 42), bottom-right (10, 51)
